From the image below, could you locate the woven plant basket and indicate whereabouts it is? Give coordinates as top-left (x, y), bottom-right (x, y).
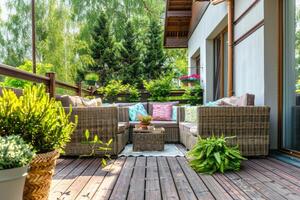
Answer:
top-left (23, 150), bottom-right (59, 200)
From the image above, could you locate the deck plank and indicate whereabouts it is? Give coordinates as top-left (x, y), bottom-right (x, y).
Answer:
top-left (213, 173), bottom-right (250, 200)
top-left (51, 159), bottom-right (84, 189)
top-left (247, 160), bottom-right (300, 195)
top-left (109, 157), bottom-right (136, 200)
top-left (91, 157), bottom-right (126, 200)
top-left (49, 159), bottom-right (94, 200)
top-left (145, 157), bottom-right (161, 200)
top-left (54, 159), bottom-right (75, 175)
top-left (127, 157), bottom-right (146, 200)
top-left (157, 157), bottom-right (179, 200)
top-left (75, 160), bottom-right (115, 200)
top-left (252, 159), bottom-right (300, 186)
top-left (224, 172), bottom-right (267, 199)
top-left (268, 157), bottom-right (300, 174)
top-left (50, 157), bottom-right (300, 200)
top-left (243, 161), bottom-right (300, 200)
top-left (234, 169), bottom-right (286, 200)
top-left (176, 157), bottom-right (214, 200)
top-left (59, 159), bottom-right (100, 200)
top-left (167, 157), bottom-right (197, 200)
top-left (199, 173), bottom-right (233, 200)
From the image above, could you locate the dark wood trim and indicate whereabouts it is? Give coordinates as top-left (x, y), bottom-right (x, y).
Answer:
top-left (220, 32), bottom-right (225, 98)
top-left (278, 0), bottom-right (283, 151)
top-left (227, 0), bottom-right (234, 97)
top-left (188, 2), bottom-right (210, 40)
top-left (279, 149), bottom-right (300, 159)
top-left (0, 63), bottom-right (50, 84)
top-left (167, 10), bottom-right (192, 17)
top-left (234, 20), bottom-right (264, 46)
top-left (0, 63), bottom-right (92, 97)
top-left (234, 0), bottom-right (260, 25)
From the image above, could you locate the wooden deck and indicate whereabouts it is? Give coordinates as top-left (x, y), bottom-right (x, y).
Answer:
top-left (50, 151), bottom-right (300, 199)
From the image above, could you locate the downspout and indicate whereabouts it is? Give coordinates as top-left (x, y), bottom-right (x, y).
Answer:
top-left (227, 0), bottom-right (234, 96)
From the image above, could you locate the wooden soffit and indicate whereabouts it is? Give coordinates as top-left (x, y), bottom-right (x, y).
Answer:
top-left (164, 0), bottom-right (226, 48)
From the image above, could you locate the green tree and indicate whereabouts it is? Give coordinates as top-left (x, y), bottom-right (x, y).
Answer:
top-left (144, 20), bottom-right (167, 80)
top-left (119, 20), bottom-right (144, 87)
top-left (89, 12), bottom-right (119, 86)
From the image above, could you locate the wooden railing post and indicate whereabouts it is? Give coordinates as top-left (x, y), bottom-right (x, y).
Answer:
top-left (46, 72), bottom-right (56, 98)
top-left (77, 82), bottom-right (82, 96)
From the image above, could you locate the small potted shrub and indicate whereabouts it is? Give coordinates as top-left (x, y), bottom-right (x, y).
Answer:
top-left (0, 135), bottom-right (35, 200)
top-left (0, 85), bottom-right (77, 200)
top-left (85, 73), bottom-right (99, 86)
top-left (138, 115), bottom-right (153, 129)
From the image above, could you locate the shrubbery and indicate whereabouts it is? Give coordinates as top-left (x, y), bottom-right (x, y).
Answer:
top-left (143, 75), bottom-right (173, 101)
top-left (97, 80), bottom-right (140, 102)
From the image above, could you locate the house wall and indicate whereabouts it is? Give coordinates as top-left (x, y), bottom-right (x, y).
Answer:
top-left (187, 0), bottom-right (279, 149)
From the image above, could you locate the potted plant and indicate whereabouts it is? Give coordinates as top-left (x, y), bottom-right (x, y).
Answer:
top-left (85, 73), bottom-right (99, 86)
top-left (0, 135), bottom-right (35, 200)
top-left (138, 115), bottom-right (153, 129)
top-left (0, 85), bottom-right (77, 200)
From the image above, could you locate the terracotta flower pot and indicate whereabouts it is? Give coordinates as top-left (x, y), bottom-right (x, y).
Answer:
top-left (23, 150), bottom-right (59, 200)
top-left (140, 122), bottom-right (151, 130)
top-left (0, 166), bottom-right (28, 200)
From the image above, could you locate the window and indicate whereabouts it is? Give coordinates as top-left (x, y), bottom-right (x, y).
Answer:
top-left (282, 0), bottom-right (300, 152)
top-left (213, 30), bottom-right (228, 100)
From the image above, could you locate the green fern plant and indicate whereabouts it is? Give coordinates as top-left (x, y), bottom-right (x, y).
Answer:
top-left (187, 135), bottom-right (246, 174)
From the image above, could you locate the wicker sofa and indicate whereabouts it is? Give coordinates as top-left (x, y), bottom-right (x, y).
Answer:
top-left (117, 102), bottom-right (180, 143)
top-left (63, 106), bottom-right (129, 156)
top-left (179, 106), bottom-right (270, 156)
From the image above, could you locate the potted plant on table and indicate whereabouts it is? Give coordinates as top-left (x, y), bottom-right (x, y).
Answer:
top-left (138, 115), bottom-right (153, 129)
top-left (0, 85), bottom-right (77, 200)
top-left (0, 135), bottom-right (35, 200)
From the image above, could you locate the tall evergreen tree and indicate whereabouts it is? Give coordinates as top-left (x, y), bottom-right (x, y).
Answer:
top-left (89, 12), bottom-right (119, 86)
top-left (119, 20), bottom-right (144, 87)
top-left (143, 20), bottom-right (167, 80)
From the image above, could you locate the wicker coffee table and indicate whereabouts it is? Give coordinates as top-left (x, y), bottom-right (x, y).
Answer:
top-left (133, 127), bottom-right (165, 151)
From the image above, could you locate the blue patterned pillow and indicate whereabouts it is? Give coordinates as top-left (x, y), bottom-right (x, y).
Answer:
top-left (172, 106), bottom-right (177, 121)
top-left (128, 103), bottom-right (148, 121)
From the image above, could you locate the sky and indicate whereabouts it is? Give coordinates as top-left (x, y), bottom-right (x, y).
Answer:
top-left (0, 0), bottom-right (8, 21)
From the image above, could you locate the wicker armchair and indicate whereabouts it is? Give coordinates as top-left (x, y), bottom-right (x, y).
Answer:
top-left (63, 106), bottom-right (129, 156)
top-left (179, 106), bottom-right (270, 156)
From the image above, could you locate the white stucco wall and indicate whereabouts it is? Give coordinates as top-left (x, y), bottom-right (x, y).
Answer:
top-left (233, 0), bottom-right (265, 106)
top-left (187, 0), bottom-right (279, 149)
top-left (188, 3), bottom-right (228, 102)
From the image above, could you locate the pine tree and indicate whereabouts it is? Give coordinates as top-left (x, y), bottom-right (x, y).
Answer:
top-left (143, 20), bottom-right (167, 80)
top-left (89, 12), bottom-right (119, 86)
top-left (119, 20), bottom-right (144, 87)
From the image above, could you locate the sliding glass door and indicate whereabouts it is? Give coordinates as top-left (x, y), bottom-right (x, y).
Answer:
top-left (283, 0), bottom-right (300, 152)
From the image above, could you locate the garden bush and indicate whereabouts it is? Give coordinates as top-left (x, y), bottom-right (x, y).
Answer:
top-left (0, 85), bottom-right (77, 153)
top-left (183, 85), bottom-right (203, 105)
top-left (97, 80), bottom-right (140, 102)
top-left (143, 75), bottom-right (173, 101)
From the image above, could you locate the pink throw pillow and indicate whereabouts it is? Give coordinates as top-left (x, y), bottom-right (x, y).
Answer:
top-left (152, 104), bottom-right (173, 121)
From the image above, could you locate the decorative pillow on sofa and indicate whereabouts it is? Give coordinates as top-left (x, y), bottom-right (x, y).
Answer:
top-left (172, 106), bottom-right (177, 121)
top-left (152, 104), bottom-right (173, 121)
top-left (81, 98), bottom-right (102, 107)
top-left (185, 106), bottom-right (198, 123)
top-left (128, 103), bottom-right (148, 121)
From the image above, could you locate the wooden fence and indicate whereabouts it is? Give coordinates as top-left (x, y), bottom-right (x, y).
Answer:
top-left (0, 63), bottom-right (93, 97)
top-left (0, 63), bottom-right (202, 104)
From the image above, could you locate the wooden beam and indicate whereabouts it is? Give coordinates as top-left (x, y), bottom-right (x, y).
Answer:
top-left (31, 0), bottom-right (36, 74)
top-left (227, 0), bottom-right (234, 96)
top-left (167, 10), bottom-right (192, 17)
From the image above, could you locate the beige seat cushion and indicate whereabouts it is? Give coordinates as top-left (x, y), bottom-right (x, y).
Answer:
top-left (179, 122), bottom-right (198, 136)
